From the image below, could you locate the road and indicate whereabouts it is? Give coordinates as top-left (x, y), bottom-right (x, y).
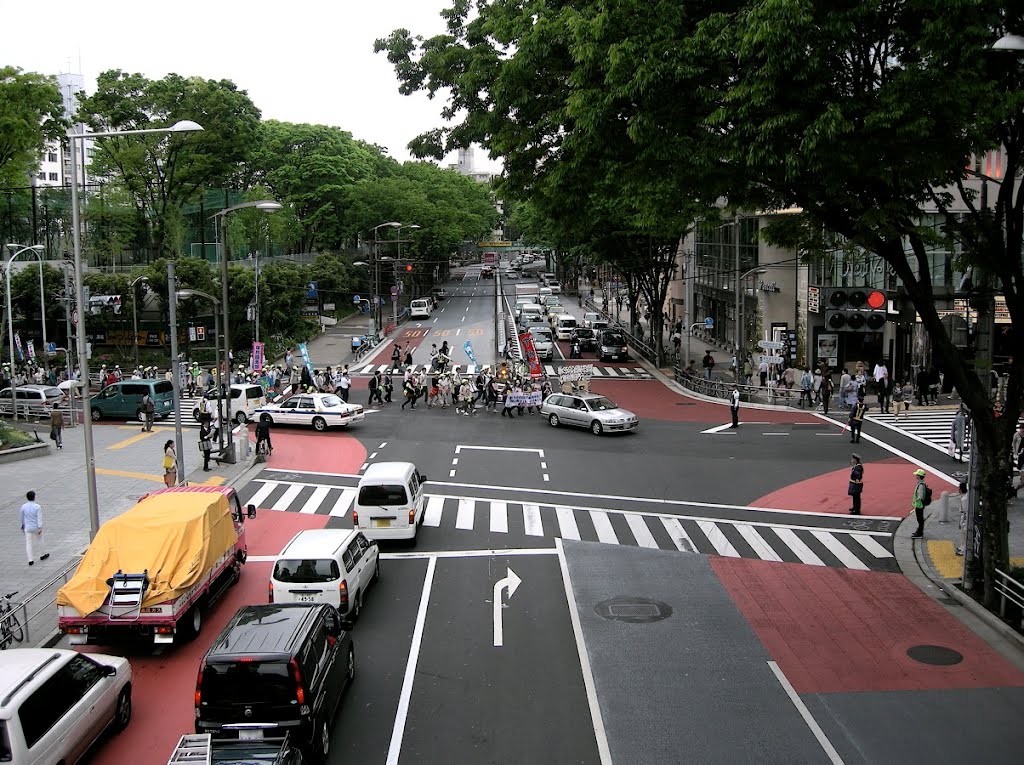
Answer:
top-left (78, 272), bottom-right (1024, 765)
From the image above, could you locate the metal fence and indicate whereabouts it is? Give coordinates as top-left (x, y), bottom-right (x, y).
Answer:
top-left (5, 559), bottom-right (80, 648)
top-left (996, 568), bottom-right (1024, 630)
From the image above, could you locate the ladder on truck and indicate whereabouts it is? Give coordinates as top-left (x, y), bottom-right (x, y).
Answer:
top-left (167, 734), bottom-right (211, 765)
top-left (104, 570), bottom-right (150, 620)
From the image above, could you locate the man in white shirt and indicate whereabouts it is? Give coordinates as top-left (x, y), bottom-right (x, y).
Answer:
top-left (729, 383), bottom-right (740, 428)
top-left (337, 368), bottom-right (352, 402)
top-left (20, 491), bottom-right (48, 566)
top-left (872, 360), bottom-right (890, 413)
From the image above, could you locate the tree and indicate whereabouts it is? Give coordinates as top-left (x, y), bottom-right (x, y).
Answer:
top-left (0, 67), bottom-right (66, 190)
top-left (76, 71), bottom-right (262, 260)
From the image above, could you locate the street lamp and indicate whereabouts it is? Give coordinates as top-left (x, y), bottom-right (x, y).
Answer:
top-left (129, 276), bottom-right (150, 369)
top-left (69, 119), bottom-right (204, 539)
top-left (175, 287), bottom-right (222, 475)
top-left (4, 244), bottom-right (46, 421)
top-left (370, 222), bottom-right (401, 333)
top-left (209, 199), bottom-right (282, 464)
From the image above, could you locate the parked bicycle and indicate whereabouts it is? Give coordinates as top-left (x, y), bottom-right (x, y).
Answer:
top-left (0, 591), bottom-right (24, 649)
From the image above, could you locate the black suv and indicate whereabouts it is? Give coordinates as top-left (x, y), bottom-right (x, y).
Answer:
top-left (195, 604), bottom-right (354, 764)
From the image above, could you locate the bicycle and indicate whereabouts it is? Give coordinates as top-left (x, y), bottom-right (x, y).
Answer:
top-left (0, 591), bottom-right (24, 649)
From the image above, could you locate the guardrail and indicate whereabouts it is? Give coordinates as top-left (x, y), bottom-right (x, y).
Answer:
top-left (996, 568), bottom-right (1024, 630)
top-left (673, 367), bottom-right (811, 409)
top-left (8, 559), bottom-right (80, 647)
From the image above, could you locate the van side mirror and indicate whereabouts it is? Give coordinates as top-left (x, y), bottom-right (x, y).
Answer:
top-left (247, 503), bottom-right (257, 519)
top-left (419, 473), bottom-right (428, 483)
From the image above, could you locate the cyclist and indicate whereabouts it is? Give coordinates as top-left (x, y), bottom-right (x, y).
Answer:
top-left (255, 413), bottom-right (273, 458)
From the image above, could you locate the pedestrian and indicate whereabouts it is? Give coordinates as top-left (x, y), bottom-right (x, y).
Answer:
top-left (383, 374), bottom-right (394, 404)
top-left (702, 350), bottom-right (715, 380)
top-left (199, 422), bottom-right (215, 472)
top-left (848, 393), bottom-right (866, 443)
top-left (20, 491), bottom-right (48, 566)
top-left (758, 358), bottom-right (768, 387)
top-left (49, 406), bottom-right (64, 449)
top-left (369, 371), bottom-right (383, 405)
top-left (821, 373), bottom-right (834, 416)
top-left (404, 347), bottom-right (414, 368)
top-left (285, 347), bottom-right (294, 375)
top-left (873, 359), bottom-right (890, 413)
top-left (955, 482), bottom-right (969, 555)
top-left (141, 390), bottom-right (156, 432)
top-left (162, 440), bottom-right (177, 487)
top-left (847, 454), bottom-right (864, 515)
top-left (947, 407), bottom-right (967, 462)
top-left (891, 381), bottom-right (905, 420)
top-left (1013, 423), bottom-right (1024, 471)
top-left (337, 368), bottom-right (352, 402)
top-left (300, 364), bottom-right (314, 393)
top-left (911, 468), bottom-right (930, 538)
top-left (351, 334), bottom-right (362, 356)
top-left (799, 368), bottom-right (813, 408)
top-left (502, 385), bottom-right (519, 417)
top-left (729, 383), bottom-right (740, 428)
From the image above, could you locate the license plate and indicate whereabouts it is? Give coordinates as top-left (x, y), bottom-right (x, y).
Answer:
top-left (239, 729), bottom-right (263, 741)
top-left (298, 593), bottom-right (316, 603)
top-left (373, 519), bottom-right (392, 528)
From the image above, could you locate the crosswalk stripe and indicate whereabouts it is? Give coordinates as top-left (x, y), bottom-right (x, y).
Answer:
top-left (811, 530), bottom-right (869, 570)
top-left (697, 520), bottom-right (740, 557)
top-left (625, 514), bottom-right (658, 548)
top-left (589, 509), bottom-right (619, 544)
top-left (272, 484), bottom-right (304, 512)
top-left (329, 489), bottom-right (356, 517)
top-left (456, 498), bottom-right (475, 530)
top-left (424, 496), bottom-right (445, 527)
top-left (247, 481), bottom-right (279, 508)
top-left (660, 517), bottom-right (695, 552)
top-left (490, 501), bottom-right (508, 533)
top-left (544, 364), bottom-right (556, 375)
top-left (555, 506), bottom-right (580, 540)
top-left (773, 527), bottom-right (825, 566)
top-left (736, 524), bottom-right (783, 562)
top-left (604, 367), bottom-right (620, 377)
top-left (299, 486), bottom-right (331, 515)
top-left (359, 364), bottom-right (374, 374)
top-left (850, 532), bottom-right (893, 558)
top-left (523, 503), bottom-right (544, 536)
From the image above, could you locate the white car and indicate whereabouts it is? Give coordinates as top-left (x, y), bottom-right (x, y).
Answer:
top-left (193, 383), bottom-right (266, 424)
top-left (255, 392), bottom-right (364, 432)
top-left (582, 312), bottom-right (601, 328)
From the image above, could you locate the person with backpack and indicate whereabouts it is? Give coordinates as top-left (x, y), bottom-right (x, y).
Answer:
top-left (911, 468), bottom-right (931, 539)
top-left (821, 373), bottom-right (835, 416)
top-left (141, 392), bottom-right (156, 432)
top-left (799, 369), bottom-right (813, 408)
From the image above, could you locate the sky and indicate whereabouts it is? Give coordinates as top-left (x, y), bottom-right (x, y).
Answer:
top-left (2, 0), bottom-right (498, 171)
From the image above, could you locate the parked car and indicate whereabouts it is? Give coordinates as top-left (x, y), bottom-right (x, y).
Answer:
top-left (0, 647), bottom-right (132, 764)
top-left (598, 329), bottom-right (630, 362)
top-left (431, 287), bottom-right (448, 301)
top-left (541, 392), bottom-right (639, 435)
top-left (254, 393), bottom-right (364, 431)
top-left (193, 383), bottom-right (267, 424)
top-left (89, 379), bottom-right (173, 422)
top-left (0, 384), bottom-right (65, 418)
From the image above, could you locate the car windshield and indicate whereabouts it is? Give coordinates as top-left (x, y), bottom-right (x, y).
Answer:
top-left (602, 332), bottom-right (626, 344)
top-left (273, 558), bottom-right (339, 583)
top-left (586, 397), bottom-right (619, 412)
top-left (530, 331), bottom-right (552, 342)
top-left (576, 329), bottom-right (595, 338)
top-left (320, 395), bottom-right (343, 407)
top-left (358, 484), bottom-right (408, 506)
top-left (201, 662), bottom-right (293, 705)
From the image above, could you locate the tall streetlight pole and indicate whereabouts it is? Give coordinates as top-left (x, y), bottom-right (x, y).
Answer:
top-left (737, 267), bottom-right (768, 378)
top-left (209, 200), bottom-right (282, 464)
top-left (129, 275), bottom-right (150, 369)
top-left (370, 222), bottom-right (401, 333)
top-left (4, 244), bottom-right (46, 420)
top-left (69, 119), bottom-right (204, 539)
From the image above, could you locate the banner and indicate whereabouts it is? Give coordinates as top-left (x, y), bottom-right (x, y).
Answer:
top-left (505, 390), bottom-right (543, 407)
top-left (297, 342), bottom-right (314, 374)
top-left (463, 340), bottom-right (477, 366)
top-left (13, 332), bottom-right (23, 361)
top-left (518, 332), bottom-right (544, 378)
top-left (26, 340), bottom-right (36, 361)
top-left (251, 341), bottom-right (265, 372)
top-left (559, 364), bottom-right (593, 384)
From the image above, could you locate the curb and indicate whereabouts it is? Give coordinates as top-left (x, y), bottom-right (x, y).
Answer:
top-left (895, 510), bottom-right (1024, 654)
top-left (0, 441), bottom-right (50, 464)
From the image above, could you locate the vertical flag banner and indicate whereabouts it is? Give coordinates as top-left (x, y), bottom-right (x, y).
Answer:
top-left (26, 341), bottom-right (36, 360)
top-left (463, 340), bottom-right (477, 366)
top-left (13, 332), bottom-right (23, 361)
top-left (251, 341), bottom-right (265, 372)
top-left (519, 332), bottom-right (543, 378)
top-left (297, 342), bottom-right (314, 374)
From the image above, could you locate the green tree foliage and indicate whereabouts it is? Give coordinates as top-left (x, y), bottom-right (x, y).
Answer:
top-left (76, 71), bottom-right (262, 259)
top-left (0, 67), bottom-right (66, 189)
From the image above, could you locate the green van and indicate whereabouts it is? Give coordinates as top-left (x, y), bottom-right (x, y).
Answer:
top-left (90, 379), bottom-right (175, 422)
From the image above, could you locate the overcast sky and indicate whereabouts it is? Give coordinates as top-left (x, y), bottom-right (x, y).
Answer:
top-left (3, 0), bottom-right (497, 170)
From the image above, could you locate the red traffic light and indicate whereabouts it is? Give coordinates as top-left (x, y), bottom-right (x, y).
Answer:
top-left (405, 264), bottom-right (413, 272)
top-left (866, 290), bottom-right (886, 310)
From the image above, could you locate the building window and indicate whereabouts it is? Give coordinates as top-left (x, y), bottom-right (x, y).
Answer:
top-left (49, 173), bottom-right (58, 181)
top-left (47, 152), bottom-right (58, 163)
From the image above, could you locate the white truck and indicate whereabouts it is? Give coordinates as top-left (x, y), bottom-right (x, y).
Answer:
top-left (515, 283), bottom-right (540, 301)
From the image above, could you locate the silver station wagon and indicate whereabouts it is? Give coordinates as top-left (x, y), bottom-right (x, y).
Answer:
top-left (541, 392), bottom-right (639, 435)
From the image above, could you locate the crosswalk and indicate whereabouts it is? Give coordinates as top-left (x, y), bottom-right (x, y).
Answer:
top-left (239, 478), bottom-right (897, 572)
top-left (867, 409), bottom-right (965, 455)
top-left (354, 363), bottom-right (652, 379)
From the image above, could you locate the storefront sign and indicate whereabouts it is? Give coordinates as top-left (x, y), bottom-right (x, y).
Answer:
top-left (807, 286), bottom-right (820, 313)
top-left (759, 281), bottom-right (782, 293)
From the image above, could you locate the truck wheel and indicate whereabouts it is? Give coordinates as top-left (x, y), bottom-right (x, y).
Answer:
top-left (181, 607), bottom-right (202, 641)
top-left (312, 416), bottom-right (327, 432)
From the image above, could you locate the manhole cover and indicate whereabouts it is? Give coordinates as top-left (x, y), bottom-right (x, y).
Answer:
top-left (594, 597), bottom-right (673, 623)
top-left (906, 644), bottom-right (964, 665)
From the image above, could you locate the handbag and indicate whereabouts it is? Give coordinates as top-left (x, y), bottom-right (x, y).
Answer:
top-left (199, 439), bottom-right (212, 452)
top-left (49, 427), bottom-right (57, 441)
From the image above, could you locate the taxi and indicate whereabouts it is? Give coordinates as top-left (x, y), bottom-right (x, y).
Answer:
top-left (254, 392), bottom-right (364, 431)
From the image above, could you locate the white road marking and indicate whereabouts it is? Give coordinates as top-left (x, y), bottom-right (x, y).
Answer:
top-left (328, 489), bottom-right (356, 517)
top-left (456, 498), bottom-right (475, 530)
top-left (762, 432), bottom-right (789, 436)
top-left (850, 533), bottom-right (894, 558)
top-left (697, 520), bottom-right (740, 557)
top-left (370, 452), bottom-right (378, 459)
top-left (299, 486), bottom-right (331, 515)
top-left (523, 503), bottom-right (544, 536)
top-left (589, 510), bottom-right (619, 544)
top-left (451, 458), bottom-right (459, 465)
top-left (386, 557), bottom-right (437, 765)
top-left (660, 517), bottom-right (695, 552)
top-left (246, 481), bottom-right (278, 508)
top-left (768, 661), bottom-right (845, 765)
top-left (625, 514), bottom-right (658, 548)
top-left (490, 501), bottom-right (508, 533)
top-left (455, 444), bottom-right (545, 457)
top-left (774, 527), bottom-right (825, 565)
top-left (271, 484), bottom-right (303, 511)
top-left (555, 506), bottom-right (581, 540)
top-left (424, 495), bottom-right (445, 527)
top-left (811, 530), bottom-right (869, 570)
top-left (449, 469), bottom-right (456, 478)
top-left (543, 474), bottom-right (550, 482)
top-left (382, 547), bottom-right (558, 560)
top-left (736, 524), bottom-right (783, 561)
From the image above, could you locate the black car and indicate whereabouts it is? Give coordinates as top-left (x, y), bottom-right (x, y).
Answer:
top-left (195, 604), bottom-right (354, 764)
top-left (573, 327), bottom-right (598, 352)
top-left (598, 329), bottom-right (630, 362)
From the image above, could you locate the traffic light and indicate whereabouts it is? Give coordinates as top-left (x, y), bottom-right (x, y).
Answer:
top-left (405, 264), bottom-right (413, 273)
top-left (824, 288), bottom-right (888, 331)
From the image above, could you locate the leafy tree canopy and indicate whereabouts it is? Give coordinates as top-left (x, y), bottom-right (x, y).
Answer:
top-left (0, 67), bottom-right (66, 188)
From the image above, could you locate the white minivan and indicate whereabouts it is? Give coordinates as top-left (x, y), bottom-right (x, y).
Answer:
top-left (353, 462), bottom-right (428, 543)
top-left (269, 528), bottom-right (379, 619)
top-left (555, 314), bottom-right (578, 340)
top-left (410, 298), bottom-right (433, 318)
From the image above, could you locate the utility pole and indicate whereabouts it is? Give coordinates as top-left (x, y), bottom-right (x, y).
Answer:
top-left (167, 261), bottom-right (186, 483)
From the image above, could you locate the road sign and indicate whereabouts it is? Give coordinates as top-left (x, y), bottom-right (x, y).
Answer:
top-left (704, 317), bottom-right (714, 328)
top-left (353, 294), bottom-right (361, 304)
top-left (390, 285), bottom-right (399, 295)
top-left (758, 340), bottom-right (785, 350)
top-left (758, 355), bottom-right (784, 364)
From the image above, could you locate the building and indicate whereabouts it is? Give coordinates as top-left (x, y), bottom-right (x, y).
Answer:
top-left (34, 72), bottom-right (95, 189)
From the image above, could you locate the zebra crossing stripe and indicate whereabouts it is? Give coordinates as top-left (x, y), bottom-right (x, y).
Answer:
top-left (604, 367), bottom-right (619, 377)
top-left (523, 503), bottom-right (544, 536)
top-left (424, 496), bottom-right (445, 527)
top-left (329, 489), bottom-right (356, 518)
top-left (811, 530), bottom-right (869, 570)
top-left (300, 486), bottom-right (331, 515)
top-left (589, 509), bottom-right (618, 544)
top-left (544, 364), bottom-right (556, 375)
top-left (774, 527), bottom-right (825, 566)
top-left (456, 498), bottom-right (475, 530)
top-left (490, 501), bottom-right (508, 533)
top-left (697, 520), bottom-right (740, 557)
top-left (247, 482), bottom-right (279, 508)
top-left (660, 517), bottom-right (694, 552)
top-left (850, 533), bottom-right (893, 558)
top-left (736, 524), bottom-right (783, 562)
top-left (359, 365), bottom-right (374, 374)
top-left (272, 484), bottom-right (304, 512)
top-left (625, 514), bottom-right (658, 548)
top-left (555, 506), bottom-right (581, 540)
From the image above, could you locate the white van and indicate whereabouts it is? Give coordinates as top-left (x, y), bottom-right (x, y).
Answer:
top-left (410, 298), bottom-right (433, 319)
top-left (270, 529), bottom-right (378, 618)
top-left (353, 462), bottom-right (428, 543)
top-left (518, 303), bottom-right (545, 329)
top-left (555, 314), bottom-right (578, 340)
top-left (538, 287), bottom-right (553, 301)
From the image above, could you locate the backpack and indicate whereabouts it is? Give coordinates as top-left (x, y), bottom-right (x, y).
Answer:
top-left (922, 484), bottom-right (933, 507)
top-left (143, 394), bottom-right (155, 413)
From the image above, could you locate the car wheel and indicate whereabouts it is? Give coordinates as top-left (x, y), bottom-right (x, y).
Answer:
top-left (590, 420), bottom-right (603, 436)
top-left (235, 411), bottom-right (247, 425)
top-left (312, 718), bottom-right (331, 762)
top-left (548, 414), bottom-right (559, 428)
top-left (373, 559), bottom-right (380, 584)
top-left (90, 408), bottom-right (102, 421)
top-left (346, 645), bottom-right (356, 682)
top-left (312, 416), bottom-right (327, 432)
top-left (113, 686), bottom-right (132, 731)
top-left (352, 591), bottom-right (362, 621)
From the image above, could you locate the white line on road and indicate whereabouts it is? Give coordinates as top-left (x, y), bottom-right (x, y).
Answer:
top-left (556, 539), bottom-right (613, 765)
top-left (660, 517), bottom-right (695, 552)
top-left (774, 527), bottom-right (825, 566)
top-left (381, 547), bottom-right (558, 560)
top-left (768, 661), bottom-right (845, 765)
top-left (456, 498), bottom-right (475, 529)
top-left (271, 484), bottom-right (303, 512)
top-left (811, 530), bottom-right (869, 570)
top-left (589, 510), bottom-right (618, 544)
top-left (490, 501), bottom-right (508, 533)
top-left (736, 524), bottom-right (782, 561)
top-left (555, 506), bottom-right (580, 540)
top-left (299, 486), bottom-right (331, 515)
top-left (246, 481), bottom-right (278, 508)
top-left (369, 451), bottom-right (378, 459)
top-left (762, 432), bottom-right (789, 436)
top-left (850, 532), bottom-right (894, 558)
top-left (387, 556), bottom-right (437, 765)
top-left (625, 513), bottom-right (658, 548)
top-left (697, 520), bottom-right (740, 557)
top-left (523, 503), bottom-right (544, 536)
top-left (424, 495), bottom-right (445, 527)
top-left (455, 444), bottom-right (545, 457)
top-left (329, 489), bottom-right (356, 517)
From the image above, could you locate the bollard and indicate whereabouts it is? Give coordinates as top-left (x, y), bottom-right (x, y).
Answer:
top-left (939, 491), bottom-right (951, 523)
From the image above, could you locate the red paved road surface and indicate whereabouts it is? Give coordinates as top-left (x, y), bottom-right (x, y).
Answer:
top-left (254, 428), bottom-right (368, 474)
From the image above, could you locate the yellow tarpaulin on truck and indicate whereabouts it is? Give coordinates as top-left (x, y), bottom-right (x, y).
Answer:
top-left (57, 489), bottom-right (239, 616)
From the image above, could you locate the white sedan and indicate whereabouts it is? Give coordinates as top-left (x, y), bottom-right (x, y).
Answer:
top-left (254, 393), bottom-right (364, 431)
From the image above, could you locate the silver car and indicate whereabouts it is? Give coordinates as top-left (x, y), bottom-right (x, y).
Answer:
top-left (528, 327), bottom-right (555, 361)
top-left (541, 392), bottom-right (639, 435)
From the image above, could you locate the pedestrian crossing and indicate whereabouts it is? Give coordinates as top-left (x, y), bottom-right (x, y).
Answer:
top-left (354, 363), bottom-right (652, 379)
top-left (867, 409), bottom-right (966, 455)
top-left (239, 478), bottom-right (897, 572)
